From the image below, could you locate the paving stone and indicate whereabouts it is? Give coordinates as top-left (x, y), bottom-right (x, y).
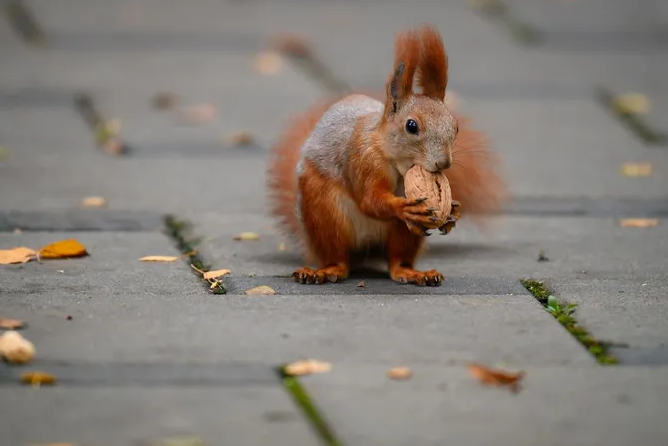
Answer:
top-left (0, 209), bottom-right (165, 232)
top-left (0, 386), bottom-right (317, 446)
top-left (301, 363), bottom-right (668, 446)
top-left (550, 278), bottom-right (668, 365)
top-left (0, 292), bottom-right (594, 366)
top-left (0, 231), bottom-right (202, 301)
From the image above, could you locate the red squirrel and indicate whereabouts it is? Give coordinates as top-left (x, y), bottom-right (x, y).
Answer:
top-left (266, 24), bottom-right (506, 286)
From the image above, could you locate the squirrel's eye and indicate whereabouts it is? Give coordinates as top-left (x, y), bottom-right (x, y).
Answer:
top-left (405, 119), bottom-right (419, 135)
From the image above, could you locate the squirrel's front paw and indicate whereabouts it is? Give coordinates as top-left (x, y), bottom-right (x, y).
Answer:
top-left (396, 197), bottom-right (441, 232)
top-left (438, 200), bottom-right (460, 235)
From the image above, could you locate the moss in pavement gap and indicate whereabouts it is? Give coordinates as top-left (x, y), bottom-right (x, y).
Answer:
top-left (163, 214), bottom-right (226, 294)
top-left (277, 366), bottom-right (344, 446)
top-left (520, 279), bottom-right (617, 365)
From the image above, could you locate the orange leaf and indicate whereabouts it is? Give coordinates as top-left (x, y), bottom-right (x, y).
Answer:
top-left (38, 239), bottom-right (89, 259)
top-left (620, 218), bottom-right (659, 228)
top-left (621, 163), bottom-right (653, 177)
top-left (468, 363), bottom-right (525, 392)
top-left (387, 367), bottom-right (412, 380)
top-left (0, 317), bottom-right (25, 329)
top-left (0, 247), bottom-right (36, 264)
top-left (20, 371), bottom-right (57, 386)
top-left (284, 359), bottom-right (332, 376)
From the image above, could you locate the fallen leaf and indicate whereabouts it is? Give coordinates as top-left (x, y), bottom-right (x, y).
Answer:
top-left (537, 250), bottom-right (549, 262)
top-left (103, 138), bottom-right (126, 156)
top-left (139, 255), bottom-right (179, 262)
top-left (81, 196), bottom-right (107, 207)
top-left (176, 103), bottom-right (216, 124)
top-left (278, 243), bottom-right (287, 251)
top-left (620, 218), bottom-right (659, 228)
top-left (147, 436), bottom-right (206, 446)
top-left (271, 33), bottom-right (311, 57)
top-left (357, 281), bottom-right (366, 288)
top-left (254, 51), bottom-right (283, 75)
top-left (613, 93), bottom-right (650, 114)
top-left (224, 131), bottom-right (255, 147)
top-left (20, 371), bottom-right (57, 386)
top-left (203, 269), bottom-right (231, 280)
top-left (66, 315), bottom-right (73, 320)
top-left (0, 330), bottom-right (35, 364)
top-left (245, 285), bottom-right (276, 295)
top-left (284, 359), bottom-right (332, 376)
top-left (234, 232), bottom-right (260, 241)
top-left (0, 317), bottom-right (25, 329)
top-left (38, 239), bottom-right (89, 260)
top-left (0, 247), bottom-right (36, 264)
top-left (621, 162), bottom-right (653, 177)
top-left (468, 363), bottom-right (525, 392)
top-left (13, 228), bottom-right (21, 234)
top-left (151, 92), bottom-right (180, 111)
top-left (387, 367), bottom-right (412, 380)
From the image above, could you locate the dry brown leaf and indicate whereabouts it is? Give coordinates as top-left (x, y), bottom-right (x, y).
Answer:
top-left (387, 367), bottom-right (412, 380)
top-left (13, 228), bottom-right (21, 234)
top-left (139, 255), bottom-right (179, 262)
top-left (38, 239), bottom-right (89, 260)
top-left (357, 281), bottom-right (366, 288)
top-left (468, 363), bottom-right (525, 392)
top-left (620, 218), bottom-right (659, 228)
top-left (234, 232), bottom-right (260, 241)
top-left (176, 103), bottom-right (217, 124)
top-left (81, 196), bottom-right (107, 207)
top-left (203, 269), bottom-right (231, 280)
top-left (224, 131), bottom-right (255, 147)
top-left (245, 285), bottom-right (276, 296)
top-left (0, 317), bottom-right (25, 329)
top-left (0, 247), bottom-right (36, 265)
top-left (254, 51), bottom-right (283, 75)
top-left (0, 330), bottom-right (35, 364)
top-left (621, 163), bottom-right (653, 177)
top-left (613, 93), bottom-right (650, 114)
top-left (284, 359), bottom-right (332, 376)
top-left (278, 243), bottom-right (287, 251)
top-left (151, 92), bottom-right (180, 110)
top-left (20, 371), bottom-right (57, 386)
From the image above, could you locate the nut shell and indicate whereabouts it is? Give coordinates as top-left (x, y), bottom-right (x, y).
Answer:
top-left (404, 165), bottom-right (452, 230)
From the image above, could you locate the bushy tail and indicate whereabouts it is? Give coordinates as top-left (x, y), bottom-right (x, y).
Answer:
top-left (266, 95), bottom-right (340, 240)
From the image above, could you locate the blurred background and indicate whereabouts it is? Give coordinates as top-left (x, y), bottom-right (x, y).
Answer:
top-left (1, 0), bottom-right (666, 215)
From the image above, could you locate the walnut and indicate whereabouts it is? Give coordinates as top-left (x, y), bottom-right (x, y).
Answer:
top-left (404, 165), bottom-right (452, 230)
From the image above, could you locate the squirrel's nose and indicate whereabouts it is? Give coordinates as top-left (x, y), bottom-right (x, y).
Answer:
top-left (436, 159), bottom-right (451, 170)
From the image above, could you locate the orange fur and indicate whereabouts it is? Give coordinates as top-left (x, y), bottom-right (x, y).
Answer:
top-left (415, 24), bottom-right (448, 100)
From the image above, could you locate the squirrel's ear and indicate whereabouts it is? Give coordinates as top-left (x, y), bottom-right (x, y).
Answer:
top-left (415, 25), bottom-right (448, 101)
top-left (383, 29), bottom-right (419, 119)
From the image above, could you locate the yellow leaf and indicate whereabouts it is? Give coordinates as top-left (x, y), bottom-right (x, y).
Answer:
top-left (203, 269), bottom-right (231, 280)
top-left (468, 363), bottom-right (525, 392)
top-left (0, 247), bottom-right (36, 264)
top-left (613, 93), bottom-right (650, 114)
top-left (20, 371), bottom-right (57, 386)
top-left (620, 218), bottom-right (659, 228)
top-left (621, 163), bottom-right (653, 177)
top-left (81, 196), bottom-right (107, 207)
top-left (223, 131), bottom-right (255, 147)
top-left (278, 243), bottom-right (287, 251)
top-left (38, 239), bottom-right (88, 259)
top-left (284, 359), bottom-right (332, 376)
top-left (139, 255), bottom-right (179, 262)
top-left (245, 285), bottom-right (276, 295)
top-left (234, 232), bottom-right (260, 241)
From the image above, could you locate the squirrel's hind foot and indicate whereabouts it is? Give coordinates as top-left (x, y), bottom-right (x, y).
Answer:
top-left (390, 267), bottom-right (444, 287)
top-left (292, 264), bottom-right (349, 285)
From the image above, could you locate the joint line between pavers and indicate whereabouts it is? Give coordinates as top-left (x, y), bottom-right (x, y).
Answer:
top-left (3, 0), bottom-right (46, 46)
top-left (277, 366), bottom-right (345, 446)
top-left (163, 214), bottom-right (227, 294)
top-left (469, 0), bottom-right (541, 46)
top-left (520, 278), bottom-right (618, 365)
top-left (594, 86), bottom-right (668, 146)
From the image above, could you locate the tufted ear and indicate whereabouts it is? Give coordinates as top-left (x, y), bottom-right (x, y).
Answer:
top-left (415, 24), bottom-right (448, 101)
top-left (382, 29), bottom-right (420, 120)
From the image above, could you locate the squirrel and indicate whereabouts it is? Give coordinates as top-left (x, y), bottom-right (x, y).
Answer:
top-left (266, 24), bottom-right (506, 287)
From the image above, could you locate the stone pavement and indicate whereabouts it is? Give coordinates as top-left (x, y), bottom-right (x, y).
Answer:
top-left (1, 1), bottom-right (668, 445)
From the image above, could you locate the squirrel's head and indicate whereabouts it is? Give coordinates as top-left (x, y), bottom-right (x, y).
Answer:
top-left (381, 25), bottom-right (456, 176)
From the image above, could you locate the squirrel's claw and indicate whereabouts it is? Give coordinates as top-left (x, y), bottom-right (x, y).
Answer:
top-left (438, 216), bottom-right (457, 235)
